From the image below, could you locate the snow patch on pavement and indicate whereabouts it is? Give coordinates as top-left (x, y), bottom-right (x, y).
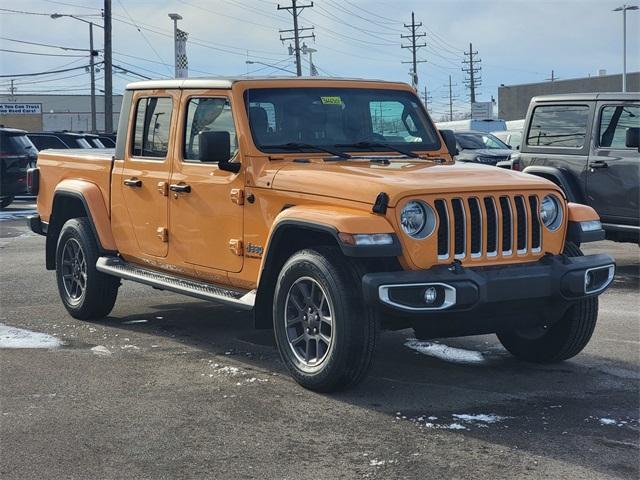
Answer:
top-left (91, 345), bottom-right (112, 356)
top-left (453, 414), bottom-right (510, 424)
top-left (0, 323), bottom-right (63, 349)
top-left (405, 339), bottom-right (486, 364)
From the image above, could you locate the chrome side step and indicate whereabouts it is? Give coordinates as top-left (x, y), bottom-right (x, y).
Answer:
top-left (96, 256), bottom-right (255, 309)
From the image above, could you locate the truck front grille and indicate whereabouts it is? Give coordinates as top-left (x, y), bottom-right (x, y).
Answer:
top-left (435, 194), bottom-right (543, 261)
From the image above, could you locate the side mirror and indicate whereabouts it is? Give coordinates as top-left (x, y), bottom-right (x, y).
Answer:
top-left (506, 144), bottom-right (513, 149)
top-left (625, 127), bottom-right (640, 151)
top-left (439, 129), bottom-right (459, 157)
top-left (198, 131), bottom-right (240, 173)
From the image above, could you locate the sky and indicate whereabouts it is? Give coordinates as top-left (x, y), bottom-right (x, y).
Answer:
top-left (1, 0), bottom-right (638, 120)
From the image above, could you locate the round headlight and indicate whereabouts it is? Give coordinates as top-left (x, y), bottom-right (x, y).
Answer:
top-left (540, 195), bottom-right (563, 231)
top-left (400, 201), bottom-right (436, 239)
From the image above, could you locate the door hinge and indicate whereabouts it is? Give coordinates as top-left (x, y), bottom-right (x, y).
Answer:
top-left (229, 239), bottom-right (243, 256)
top-left (156, 227), bottom-right (168, 242)
top-left (157, 181), bottom-right (168, 196)
top-left (230, 188), bottom-right (244, 205)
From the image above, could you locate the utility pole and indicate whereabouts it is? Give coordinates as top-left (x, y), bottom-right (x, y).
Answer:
top-left (614, 5), bottom-right (638, 92)
top-left (401, 12), bottom-right (426, 90)
top-left (104, 0), bottom-right (113, 133)
top-left (462, 42), bottom-right (481, 104)
top-left (447, 75), bottom-right (459, 121)
top-left (422, 85), bottom-right (432, 110)
top-left (546, 69), bottom-right (557, 82)
top-left (89, 21), bottom-right (97, 133)
top-left (278, 0), bottom-right (315, 77)
top-left (9, 80), bottom-right (16, 100)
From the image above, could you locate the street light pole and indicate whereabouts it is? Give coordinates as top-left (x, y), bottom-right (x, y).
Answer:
top-left (168, 13), bottom-right (183, 79)
top-left (614, 4), bottom-right (639, 92)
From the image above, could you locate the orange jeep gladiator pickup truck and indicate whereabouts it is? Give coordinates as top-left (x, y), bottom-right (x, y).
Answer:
top-left (28, 77), bottom-right (615, 391)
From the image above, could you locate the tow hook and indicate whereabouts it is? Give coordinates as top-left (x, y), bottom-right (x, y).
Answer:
top-left (448, 259), bottom-right (463, 274)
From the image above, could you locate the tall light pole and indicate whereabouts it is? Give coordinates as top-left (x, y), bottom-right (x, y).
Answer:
top-left (614, 4), bottom-right (639, 92)
top-left (168, 13), bottom-right (183, 79)
top-left (51, 14), bottom-right (102, 133)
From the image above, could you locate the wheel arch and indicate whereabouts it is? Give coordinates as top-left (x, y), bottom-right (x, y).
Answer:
top-left (46, 182), bottom-right (116, 270)
top-left (252, 205), bottom-right (400, 329)
top-left (521, 166), bottom-right (583, 203)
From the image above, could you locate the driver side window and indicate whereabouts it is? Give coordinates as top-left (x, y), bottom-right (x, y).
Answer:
top-left (183, 97), bottom-right (237, 162)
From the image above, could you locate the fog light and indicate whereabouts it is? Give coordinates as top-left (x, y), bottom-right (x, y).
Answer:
top-left (424, 286), bottom-right (437, 304)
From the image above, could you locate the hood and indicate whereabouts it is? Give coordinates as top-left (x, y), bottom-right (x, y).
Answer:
top-left (271, 159), bottom-right (559, 207)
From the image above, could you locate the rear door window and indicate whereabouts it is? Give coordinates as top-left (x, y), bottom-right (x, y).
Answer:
top-left (131, 97), bottom-right (173, 158)
top-left (598, 105), bottom-right (640, 148)
top-left (527, 105), bottom-right (590, 148)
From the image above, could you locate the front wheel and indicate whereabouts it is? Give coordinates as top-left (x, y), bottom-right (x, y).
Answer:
top-left (273, 247), bottom-right (377, 392)
top-left (55, 218), bottom-right (120, 320)
top-left (497, 242), bottom-right (598, 363)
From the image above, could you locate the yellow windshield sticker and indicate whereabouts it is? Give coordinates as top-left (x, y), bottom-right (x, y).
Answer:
top-left (320, 96), bottom-right (342, 105)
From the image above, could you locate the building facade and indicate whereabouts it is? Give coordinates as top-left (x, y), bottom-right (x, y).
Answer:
top-left (0, 94), bottom-right (122, 133)
top-left (498, 72), bottom-right (639, 121)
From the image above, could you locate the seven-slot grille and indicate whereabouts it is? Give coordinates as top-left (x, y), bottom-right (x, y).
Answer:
top-left (434, 195), bottom-right (542, 261)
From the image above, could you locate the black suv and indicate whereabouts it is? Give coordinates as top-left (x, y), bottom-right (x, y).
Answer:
top-left (0, 127), bottom-right (37, 208)
top-left (516, 93), bottom-right (639, 243)
top-left (27, 132), bottom-right (93, 150)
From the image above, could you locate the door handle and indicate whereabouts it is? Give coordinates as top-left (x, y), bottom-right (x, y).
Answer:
top-left (169, 183), bottom-right (191, 193)
top-left (589, 160), bottom-right (608, 169)
top-left (124, 178), bottom-right (142, 187)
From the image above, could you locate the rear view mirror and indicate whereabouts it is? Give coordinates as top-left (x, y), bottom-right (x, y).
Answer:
top-left (439, 129), bottom-right (459, 157)
top-left (198, 131), bottom-right (240, 172)
top-left (625, 127), bottom-right (639, 151)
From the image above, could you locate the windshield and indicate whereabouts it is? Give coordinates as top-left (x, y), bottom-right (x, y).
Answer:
top-left (456, 132), bottom-right (509, 150)
top-left (245, 87), bottom-right (440, 154)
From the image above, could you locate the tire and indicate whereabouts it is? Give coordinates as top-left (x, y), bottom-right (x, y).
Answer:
top-left (0, 196), bottom-right (14, 209)
top-left (55, 217), bottom-right (120, 320)
top-left (497, 242), bottom-right (598, 363)
top-left (272, 246), bottom-right (377, 392)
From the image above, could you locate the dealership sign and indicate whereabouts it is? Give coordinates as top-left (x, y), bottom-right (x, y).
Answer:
top-left (0, 103), bottom-right (42, 114)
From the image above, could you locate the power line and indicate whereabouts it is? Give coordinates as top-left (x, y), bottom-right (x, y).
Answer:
top-left (401, 11), bottom-right (426, 89)
top-left (278, 0), bottom-right (315, 77)
top-left (0, 62), bottom-right (101, 78)
top-left (462, 42), bottom-right (481, 103)
top-left (0, 36), bottom-right (91, 52)
top-left (0, 48), bottom-right (86, 57)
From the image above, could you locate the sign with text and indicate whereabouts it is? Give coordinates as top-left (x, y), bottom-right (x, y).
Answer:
top-left (471, 101), bottom-right (494, 120)
top-left (0, 103), bottom-right (42, 115)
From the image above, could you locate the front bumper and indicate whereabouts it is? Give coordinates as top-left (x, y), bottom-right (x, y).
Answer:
top-left (362, 253), bottom-right (615, 335)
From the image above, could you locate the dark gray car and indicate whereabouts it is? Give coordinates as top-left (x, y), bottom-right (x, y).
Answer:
top-left (454, 130), bottom-right (514, 165)
top-left (517, 92), bottom-right (639, 243)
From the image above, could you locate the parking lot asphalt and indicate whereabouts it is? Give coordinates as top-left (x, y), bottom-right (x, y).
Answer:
top-left (1, 198), bottom-right (638, 480)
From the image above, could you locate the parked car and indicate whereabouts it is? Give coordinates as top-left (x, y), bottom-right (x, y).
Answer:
top-left (435, 118), bottom-right (506, 133)
top-left (0, 127), bottom-right (38, 208)
top-left (97, 135), bottom-right (116, 147)
top-left (78, 133), bottom-right (107, 148)
top-left (29, 77), bottom-right (614, 391)
top-left (492, 129), bottom-right (523, 150)
top-left (453, 130), bottom-right (514, 165)
top-left (516, 93), bottom-right (639, 243)
top-left (28, 132), bottom-right (93, 150)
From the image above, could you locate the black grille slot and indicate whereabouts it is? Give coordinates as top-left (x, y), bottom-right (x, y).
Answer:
top-left (468, 198), bottom-right (482, 255)
top-left (484, 197), bottom-right (497, 253)
top-left (514, 196), bottom-right (527, 252)
top-left (529, 195), bottom-right (541, 250)
top-left (434, 200), bottom-right (449, 257)
top-left (499, 196), bottom-right (512, 253)
top-left (451, 198), bottom-right (465, 257)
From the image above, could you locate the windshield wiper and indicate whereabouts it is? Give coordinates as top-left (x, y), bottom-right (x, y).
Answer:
top-left (335, 141), bottom-right (420, 158)
top-left (261, 142), bottom-right (351, 159)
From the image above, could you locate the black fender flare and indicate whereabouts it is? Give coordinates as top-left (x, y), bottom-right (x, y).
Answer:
top-left (521, 166), bottom-right (582, 203)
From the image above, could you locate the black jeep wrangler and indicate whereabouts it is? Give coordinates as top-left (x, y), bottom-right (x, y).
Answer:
top-left (514, 93), bottom-right (639, 244)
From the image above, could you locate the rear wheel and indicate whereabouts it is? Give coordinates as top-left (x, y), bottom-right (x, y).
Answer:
top-left (497, 242), bottom-right (598, 363)
top-left (273, 246), bottom-right (377, 392)
top-left (0, 196), bottom-right (14, 209)
top-left (55, 218), bottom-right (120, 319)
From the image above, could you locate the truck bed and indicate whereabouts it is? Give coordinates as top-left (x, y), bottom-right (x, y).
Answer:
top-left (36, 149), bottom-right (114, 223)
